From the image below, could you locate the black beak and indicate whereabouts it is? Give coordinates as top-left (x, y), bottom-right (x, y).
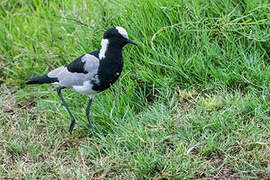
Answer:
top-left (126, 39), bottom-right (137, 46)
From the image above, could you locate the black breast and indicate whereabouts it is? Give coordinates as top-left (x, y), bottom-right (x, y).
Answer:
top-left (92, 57), bottom-right (123, 92)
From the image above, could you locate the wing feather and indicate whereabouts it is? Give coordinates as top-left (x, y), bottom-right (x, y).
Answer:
top-left (48, 53), bottom-right (100, 87)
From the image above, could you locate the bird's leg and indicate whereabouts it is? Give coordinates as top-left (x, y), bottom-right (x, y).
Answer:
top-left (85, 97), bottom-right (94, 129)
top-left (56, 87), bottom-right (75, 134)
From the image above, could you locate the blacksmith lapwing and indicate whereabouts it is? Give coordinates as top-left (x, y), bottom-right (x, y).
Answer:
top-left (26, 26), bottom-right (137, 134)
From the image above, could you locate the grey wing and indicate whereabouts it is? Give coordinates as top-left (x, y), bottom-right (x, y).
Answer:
top-left (48, 54), bottom-right (100, 87)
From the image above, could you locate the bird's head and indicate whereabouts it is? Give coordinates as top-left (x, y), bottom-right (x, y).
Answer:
top-left (102, 26), bottom-right (137, 48)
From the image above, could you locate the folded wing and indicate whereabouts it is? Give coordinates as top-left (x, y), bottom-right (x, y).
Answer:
top-left (48, 54), bottom-right (100, 87)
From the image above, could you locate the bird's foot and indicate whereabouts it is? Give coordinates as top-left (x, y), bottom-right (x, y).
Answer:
top-left (69, 117), bottom-right (76, 134)
top-left (87, 118), bottom-right (93, 129)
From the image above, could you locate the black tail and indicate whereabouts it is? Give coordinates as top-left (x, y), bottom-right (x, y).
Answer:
top-left (26, 75), bottom-right (58, 85)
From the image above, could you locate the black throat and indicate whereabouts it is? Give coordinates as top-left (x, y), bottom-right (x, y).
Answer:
top-left (92, 43), bottom-right (124, 92)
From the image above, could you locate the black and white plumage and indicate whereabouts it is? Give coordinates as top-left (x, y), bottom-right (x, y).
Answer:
top-left (26, 26), bottom-right (137, 134)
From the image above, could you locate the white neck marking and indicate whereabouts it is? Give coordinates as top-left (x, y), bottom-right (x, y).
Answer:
top-left (99, 38), bottom-right (109, 59)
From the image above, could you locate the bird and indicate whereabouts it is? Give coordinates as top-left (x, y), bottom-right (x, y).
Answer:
top-left (26, 26), bottom-right (137, 134)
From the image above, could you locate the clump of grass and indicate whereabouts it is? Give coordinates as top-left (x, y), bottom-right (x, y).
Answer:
top-left (1, 0), bottom-right (270, 179)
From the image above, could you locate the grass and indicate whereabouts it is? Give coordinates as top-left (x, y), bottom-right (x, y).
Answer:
top-left (0, 0), bottom-right (270, 179)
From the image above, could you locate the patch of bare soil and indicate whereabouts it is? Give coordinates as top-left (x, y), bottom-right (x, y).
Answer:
top-left (2, 96), bottom-right (18, 113)
top-left (1, 84), bottom-right (36, 113)
top-left (177, 89), bottom-right (198, 111)
top-left (17, 97), bottom-right (36, 112)
top-left (1, 84), bottom-right (18, 112)
top-left (196, 156), bottom-right (237, 180)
